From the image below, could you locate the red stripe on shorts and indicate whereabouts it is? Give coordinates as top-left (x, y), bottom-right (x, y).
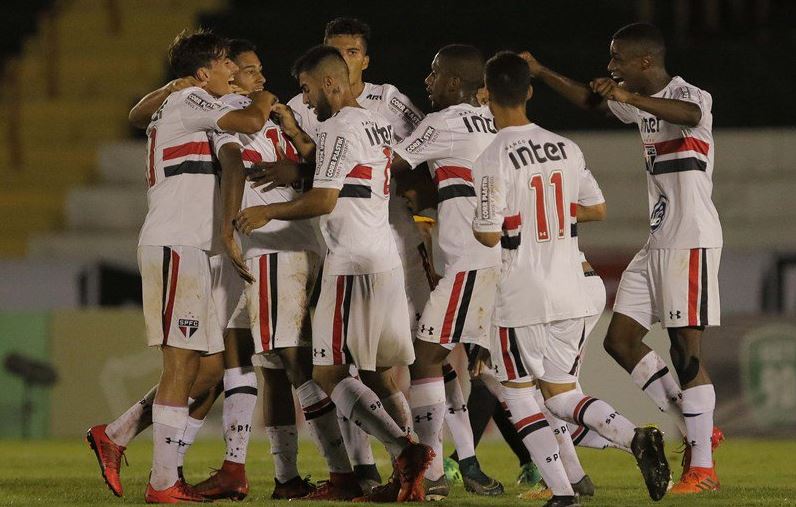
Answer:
top-left (162, 250), bottom-right (180, 345)
top-left (259, 255), bottom-right (271, 351)
top-left (440, 271), bottom-right (465, 344)
top-left (688, 248), bottom-right (700, 326)
top-left (332, 276), bottom-right (346, 364)
top-left (499, 327), bottom-right (517, 380)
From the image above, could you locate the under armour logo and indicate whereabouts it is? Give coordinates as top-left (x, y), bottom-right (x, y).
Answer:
top-left (669, 310), bottom-right (682, 319)
top-left (448, 405), bottom-right (467, 414)
top-left (418, 324), bottom-right (435, 336)
top-left (313, 348), bottom-right (327, 357)
top-left (414, 412), bottom-right (433, 423)
top-left (165, 437), bottom-right (187, 447)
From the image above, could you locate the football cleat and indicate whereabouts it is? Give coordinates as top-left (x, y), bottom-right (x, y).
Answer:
top-left (670, 466), bottom-right (720, 494)
top-left (192, 460), bottom-right (248, 501)
top-left (271, 475), bottom-right (315, 500)
top-left (297, 472), bottom-right (362, 501)
top-left (85, 424), bottom-right (127, 497)
top-left (680, 426), bottom-right (725, 476)
top-left (459, 456), bottom-right (504, 496)
top-left (517, 461), bottom-right (543, 486)
top-left (630, 426), bottom-right (671, 501)
top-left (542, 495), bottom-right (581, 507)
top-left (424, 475), bottom-right (450, 501)
top-left (395, 442), bottom-right (435, 502)
top-left (572, 475), bottom-right (595, 497)
top-left (145, 479), bottom-right (211, 504)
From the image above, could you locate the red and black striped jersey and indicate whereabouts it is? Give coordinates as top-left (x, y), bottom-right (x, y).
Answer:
top-left (139, 87), bottom-right (233, 251)
top-left (394, 103), bottom-right (500, 275)
top-left (607, 76), bottom-right (722, 249)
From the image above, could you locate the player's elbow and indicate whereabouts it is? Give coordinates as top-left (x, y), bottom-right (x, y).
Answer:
top-left (683, 104), bottom-right (702, 127)
top-left (473, 230), bottom-right (500, 248)
top-left (238, 115), bottom-right (266, 134)
top-left (592, 202), bottom-right (607, 221)
top-left (128, 108), bottom-right (149, 129)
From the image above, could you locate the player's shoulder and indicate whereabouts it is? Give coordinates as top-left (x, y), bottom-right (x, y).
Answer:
top-left (286, 92), bottom-right (305, 109)
top-left (666, 76), bottom-right (711, 102)
top-left (176, 86), bottom-right (222, 108)
top-left (219, 93), bottom-right (251, 109)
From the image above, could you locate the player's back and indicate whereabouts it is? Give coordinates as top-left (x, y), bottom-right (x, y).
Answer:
top-left (313, 107), bottom-right (400, 276)
top-left (139, 86), bottom-right (232, 252)
top-left (474, 123), bottom-right (593, 327)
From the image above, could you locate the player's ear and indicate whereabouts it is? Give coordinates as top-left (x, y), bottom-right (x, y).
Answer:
top-left (526, 84), bottom-right (534, 102)
top-left (640, 55), bottom-right (652, 70)
top-left (361, 54), bottom-right (370, 71)
top-left (195, 66), bottom-right (210, 83)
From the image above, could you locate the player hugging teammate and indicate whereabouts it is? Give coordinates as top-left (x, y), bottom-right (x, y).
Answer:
top-left (85, 18), bottom-right (722, 506)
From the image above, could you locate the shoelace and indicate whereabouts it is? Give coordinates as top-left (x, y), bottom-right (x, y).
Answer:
top-left (102, 441), bottom-right (128, 468)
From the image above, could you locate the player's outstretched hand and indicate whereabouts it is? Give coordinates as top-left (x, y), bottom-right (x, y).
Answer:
top-left (518, 51), bottom-right (544, 78)
top-left (590, 77), bottom-right (631, 103)
top-left (248, 151), bottom-right (300, 192)
top-left (235, 206), bottom-right (271, 236)
top-left (223, 234), bottom-right (254, 283)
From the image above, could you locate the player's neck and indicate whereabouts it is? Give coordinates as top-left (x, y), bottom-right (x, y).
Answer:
top-left (350, 79), bottom-right (366, 98)
top-left (493, 106), bottom-right (530, 130)
top-left (641, 69), bottom-right (672, 96)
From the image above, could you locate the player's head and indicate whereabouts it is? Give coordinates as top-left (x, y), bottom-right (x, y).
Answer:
top-left (484, 51), bottom-right (533, 112)
top-left (323, 17), bottom-right (370, 85)
top-left (168, 28), bottom-right (236, 97)
top-left (608, 23), bottom-right (666, 93)
top-left (228, 38), bottom-right (265, 94)
top-left (425, 44), bottom-right (485, 111)
top-left (293, 45), bottom-right (351, 121)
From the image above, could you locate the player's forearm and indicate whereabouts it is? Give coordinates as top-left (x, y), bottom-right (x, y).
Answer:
top-left (576, 202), bottom-right (607, 222)
top-left (265, 188), bottom-right (337, 221)
top-left (537, 66), bottom-right (605, 111)
top-left (129, 86), bottom-right (170, 129)
top-left (283, 128), bottom-right (316, 160)
top-left (622, 94), bottom-right (701, 127)
top-left (219, 145), bottom-right (247, 237)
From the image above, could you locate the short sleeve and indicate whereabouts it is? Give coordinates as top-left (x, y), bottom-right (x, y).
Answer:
top-left (607, 99), bottom-right (637, 124)
top-left (393, 113), bottom-right (451, 168)
top-left (179, 88), bottom-right (234, 132)
top-left (312, 119), bottom-right (355, 191)
top-left (381, 85), bottom-right (424, 141)
top-left (670, 82), bottom-right (709, 125)
top-left (578, 167), bottom-right (605, 206)
top-left (209, 130), bottom-right (242, 157)
top-left (472, 148), bottom-right (506, 233)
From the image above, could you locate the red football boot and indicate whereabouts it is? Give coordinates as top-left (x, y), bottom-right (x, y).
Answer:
top-left (192, 460), bottom-right (248, 501)
top-left (297, 472), bottom-right (362, 501)
top-left (85, 424), bottom-right (127, 497)
top-left (395, 442), bottom-right (435, 502)
top-left (680, 426), bottom-right (725, 475)
top-left (145, 479), bottom-right (211, 503)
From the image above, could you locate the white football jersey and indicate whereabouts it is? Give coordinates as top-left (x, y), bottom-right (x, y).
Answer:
top-left (139, 87), bottom-right (234, 251)
top-left (394, 103), bottom-right (500, 274)
top-left (210, 94), bottom-right (321, 260)
top-left (472, 123), bottom-right (595, 327)
top-left (313, 107), bottom-right (401, 276)
top-left (607, 76), bottom-right (722, 249)
top-left (288, 82), bottom-right (426, 275)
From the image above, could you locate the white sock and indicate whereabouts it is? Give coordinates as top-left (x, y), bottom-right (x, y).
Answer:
top-left (545, 390), bottom-right (636, 449)
top-left (297, 380), bottom-right (352, 473)
top-left (443, 364), bottom-right (476, 461)
top-left (382, 391), bottom-right (412, 436)
top-left (533, 388), bottom-right (585, 483)
top-left (150, 404), bottom-right (188, 490)
top-left (222, 367), bottom-right (258, 464)
top-left (106, 385), bottom-right (157, 446)
top-left (338, 414), bottom-right (376, 467)
top-left (681, 384), bottom-right (716, 469)
top-left (568, 423), bottom-right (631, 453)
top-left (265, 425), bottom-right (300, 482)
top-left (502, 384), bottom-right (573, 496)
top-left (331, 377), bottom-right (407, 458)
top-left (176, 416), bottom-right (204, 468)
top-left (630, 351), bottom-right (687, 435)
top-left (409, 378), bottom-right (446, 480)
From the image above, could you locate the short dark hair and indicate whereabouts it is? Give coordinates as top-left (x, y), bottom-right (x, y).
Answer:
top-left (292, 44), bottom-right (348, 79)
top-left (324, 17), bottom-right (371, 52)
top-left (484, 51), bottom-right (531, 107)
top-left (168, 28), bottom-right (228, 78)
top-left (228, 38), bottom-right (257, 61)
top-left (437, 44), bottom-right (485, 93)
top-left (612, 23), bottom-right (666, 59)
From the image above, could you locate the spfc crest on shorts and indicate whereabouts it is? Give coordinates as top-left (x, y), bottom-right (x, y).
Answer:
top-left (178, 318), bottom-right (199, 338)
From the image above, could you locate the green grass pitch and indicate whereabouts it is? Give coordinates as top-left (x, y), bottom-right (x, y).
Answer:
top-left (0, 438), bottom-right (794, 505)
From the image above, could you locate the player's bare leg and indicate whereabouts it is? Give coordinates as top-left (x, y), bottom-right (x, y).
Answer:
top-left (668, 326), bottom-right (721, 493)
top-left (540, 380), bottom-right (670, 501)
top-left (144, 346), bottom-right (208, 502)
top-left (193, 329), bottom-right (255, 500)
top-left (314, 364), bottom-right (433, 502)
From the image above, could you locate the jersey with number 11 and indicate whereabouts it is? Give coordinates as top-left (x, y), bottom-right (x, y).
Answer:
top-left (472, 123), bottom-right (594, 327)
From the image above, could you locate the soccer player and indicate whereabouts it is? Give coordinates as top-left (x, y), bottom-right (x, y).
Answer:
top-left (472, 51), bottom-right (671, 506)
top-left (522, 22), bottom-right (724, 493)
top-left (268, 17), bottom-right (428, 490)
top-left (235, 45), bottom-right (433, 502)
top-left (203, 39), bottom-right (356, 500)
top-left (89, 29), bottom-right (275, 503)
top-left (390, 44), bottom-right (503, 499)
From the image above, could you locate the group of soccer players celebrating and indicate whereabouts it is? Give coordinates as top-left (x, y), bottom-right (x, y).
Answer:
top-left (85, 17), bottom-right (724, 506)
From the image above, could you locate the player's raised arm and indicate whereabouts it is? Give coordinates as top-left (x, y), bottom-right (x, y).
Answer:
top-left (590, 77), bottom-right (701, 127)
top-left (520, 51), bottom-right (608, 114)
top-left (272, 103), bottom-right (316, 160)
top-left (128, 77), bottom-right (199, 128)
top-left (216, 89), bottom-right (278, 134)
